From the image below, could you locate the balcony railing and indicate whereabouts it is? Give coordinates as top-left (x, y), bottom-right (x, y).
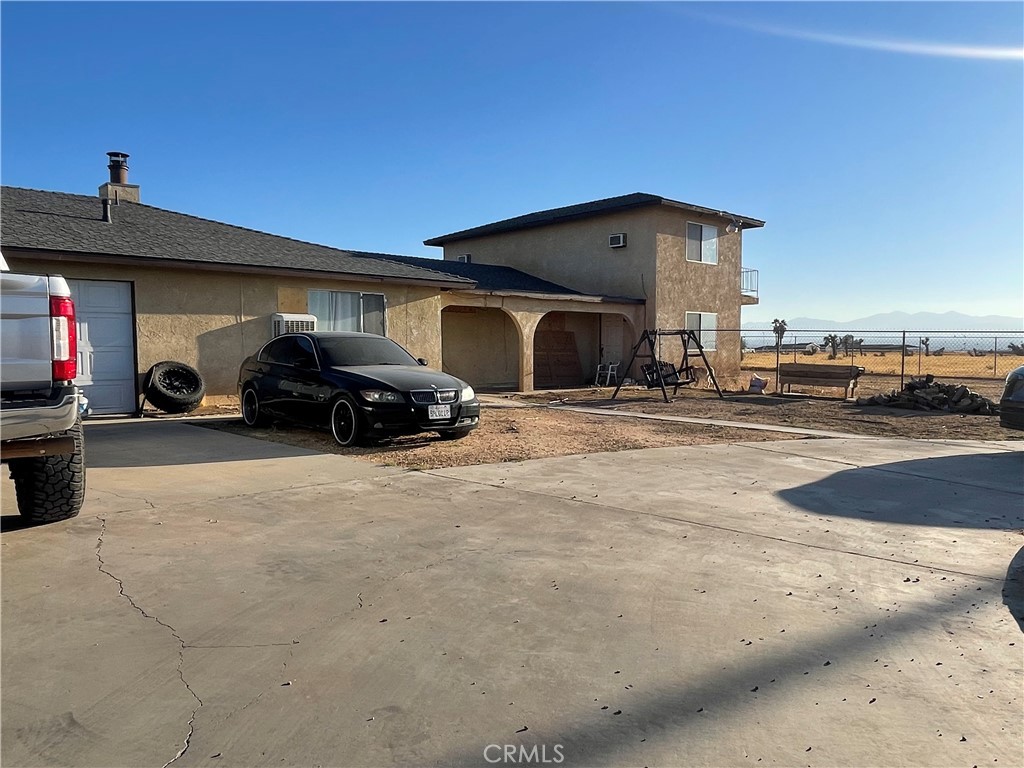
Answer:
top-left (741, 268), bottom-right (758, 298)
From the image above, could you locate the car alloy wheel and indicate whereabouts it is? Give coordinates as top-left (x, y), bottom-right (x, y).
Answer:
top-left (241, 388), bottom-right (266, 427)
top-left (330, 398), bottom-right (360, 447)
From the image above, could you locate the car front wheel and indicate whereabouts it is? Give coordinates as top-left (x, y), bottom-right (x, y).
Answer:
top-left (241, 387), bottom-right (270, 427)
top-left (330, 397), bottom-right (363, 447)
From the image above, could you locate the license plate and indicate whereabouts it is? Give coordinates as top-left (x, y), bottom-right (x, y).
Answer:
top-left (427, 404), bottom-right (451, 420)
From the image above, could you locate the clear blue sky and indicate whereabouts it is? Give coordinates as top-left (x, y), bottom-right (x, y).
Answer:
top-left (2, 1), bottom-right (1021, 323)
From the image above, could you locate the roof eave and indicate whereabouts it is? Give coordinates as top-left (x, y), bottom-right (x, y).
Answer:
top-left (424, 197), bottom-right (765, 246)
top-left (423, 198), bottom-right (661, 246)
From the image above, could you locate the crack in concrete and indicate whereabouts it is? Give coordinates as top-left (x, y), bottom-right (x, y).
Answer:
top-left (94, 516), bottom-right (202, 767)
top-left (97, 490), bottom-right (157, 510)
top-left (184, 643), bottom-right (297, 649)
top-left (284, 546), bottom-right (497, 646)
top-left (140, 475), bottom-right (405, 516)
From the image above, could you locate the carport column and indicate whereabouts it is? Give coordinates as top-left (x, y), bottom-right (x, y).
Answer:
top-left (511, 312), bottom-right (544, 392)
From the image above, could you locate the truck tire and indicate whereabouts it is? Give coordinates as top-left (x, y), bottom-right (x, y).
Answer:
top-left (144, 361), bottom-right (206, 414)
top-left (10, 419), bottom-right (86, 523)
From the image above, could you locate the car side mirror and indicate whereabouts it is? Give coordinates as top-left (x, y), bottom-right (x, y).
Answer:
top-left (417, 358), bottom-right (428, 366)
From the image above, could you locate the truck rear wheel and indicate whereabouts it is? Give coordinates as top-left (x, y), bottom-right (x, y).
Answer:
top-left (9, 419), bottom-right (85, 523)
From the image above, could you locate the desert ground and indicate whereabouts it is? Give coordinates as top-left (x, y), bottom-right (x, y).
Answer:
top-left (741, 349), bottom-right (1019, 399)
top-left (196, 380), bottom-right (1018, 470)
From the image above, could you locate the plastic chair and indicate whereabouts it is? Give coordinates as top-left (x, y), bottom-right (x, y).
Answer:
top-left (595, 362), bottom-right (620, 387)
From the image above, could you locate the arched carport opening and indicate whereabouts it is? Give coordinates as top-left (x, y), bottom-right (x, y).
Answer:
top-left (533, 311), bottom-right (639, 388)
top-left (600, 313), bottom-right (638, 379)
top-left (441, 306), bottom-right (520, 391)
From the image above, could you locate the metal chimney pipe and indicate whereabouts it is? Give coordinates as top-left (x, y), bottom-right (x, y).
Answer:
top-left (107, 152), bottom-right (129, 184)
top-left (101, 198), bottom-right (112, 223)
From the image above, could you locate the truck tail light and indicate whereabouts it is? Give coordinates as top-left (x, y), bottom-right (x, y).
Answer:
top-left (50, 295), bottom-right (77, 381)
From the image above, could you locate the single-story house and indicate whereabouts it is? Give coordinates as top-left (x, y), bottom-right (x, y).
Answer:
top-left (1, 154), bottom-right (762, 415)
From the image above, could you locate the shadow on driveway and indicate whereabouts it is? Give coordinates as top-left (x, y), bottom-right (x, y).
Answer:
top-left (84, 419), bottom-right (322, 468)
top-left (777, 452), bottom-right (1024, 529)
top-left (436, 576), bottom-right (1013, 766)
top-left (0, 515), bottom-right (47, 534)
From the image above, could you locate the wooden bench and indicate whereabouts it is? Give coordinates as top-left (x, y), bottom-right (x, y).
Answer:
top-left (778, 363), bottom-right (865, 399)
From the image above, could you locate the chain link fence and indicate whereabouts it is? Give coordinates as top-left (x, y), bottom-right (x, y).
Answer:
top-left (720, 329), bottom-right (1023, 400)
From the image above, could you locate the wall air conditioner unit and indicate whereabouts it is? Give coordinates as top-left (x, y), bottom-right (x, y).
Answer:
top-left (608, 233), bottom-right (627, 249)
top-left (271, 313), bottom-right (317, 336)
top-left (457, 254), bottom-right (472, 263)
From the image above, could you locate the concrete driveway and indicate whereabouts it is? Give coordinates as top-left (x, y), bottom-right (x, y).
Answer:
top-left (2, 420), bottom-right (1021, 767)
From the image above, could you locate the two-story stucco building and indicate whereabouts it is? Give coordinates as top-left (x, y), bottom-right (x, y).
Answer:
top-left (423, 193), bottom-right (763, 391)
top-left (0, 154), bottom-right (762, 414)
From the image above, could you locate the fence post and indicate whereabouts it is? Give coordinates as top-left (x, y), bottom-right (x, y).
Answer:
top-left (900, 331), bottom-right (906, 389)
top-left (775, 341), bottom-right (780, 393)
top-left (994, 335), bottom-right (998, 375)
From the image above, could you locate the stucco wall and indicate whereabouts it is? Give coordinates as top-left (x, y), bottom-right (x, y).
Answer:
top-left (439, 292), bottom-right (643, 390)
top-left (437, 205), bottom-right (748, 376)
top-left (440, 307), bottom-right (519, 389)
top-left (652, 208), bottom-right (743, 374)
top-left (2, 253), bottom-right (444, 397)
top-left (440, 209), bottom-right (658, 308)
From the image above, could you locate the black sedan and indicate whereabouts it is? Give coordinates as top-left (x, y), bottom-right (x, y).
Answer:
top-left (237, 332), bottom-right (480, 446)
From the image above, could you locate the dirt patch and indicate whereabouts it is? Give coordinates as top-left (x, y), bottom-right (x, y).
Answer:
top-left (187, 380), bottom-right (1017, 470)
top-left (203, 408), bottom-right (806, 470)
top-left (519, 386), bottom-right (1021, 441)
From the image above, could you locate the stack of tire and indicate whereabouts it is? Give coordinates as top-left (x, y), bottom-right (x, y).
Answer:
top-left (143, 361), bottom-right (207, 415)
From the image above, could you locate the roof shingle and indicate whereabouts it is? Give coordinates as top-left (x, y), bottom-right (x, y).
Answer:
top-left (368, 253), bottom-right (583, 295)
top-left (0, 187), bottom-right (473, 286)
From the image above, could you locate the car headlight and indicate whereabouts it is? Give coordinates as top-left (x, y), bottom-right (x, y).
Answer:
top-left (361, 390), bottom-right (404, 403)
top-left (461, 385), bottom-right (476, 402)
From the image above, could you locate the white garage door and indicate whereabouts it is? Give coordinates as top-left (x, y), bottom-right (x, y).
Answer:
top-left (68, 280), bottom-right (136, 415)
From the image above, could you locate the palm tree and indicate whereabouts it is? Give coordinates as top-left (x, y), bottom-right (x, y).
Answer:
top-left (772, 319), bottom-right (787, 351)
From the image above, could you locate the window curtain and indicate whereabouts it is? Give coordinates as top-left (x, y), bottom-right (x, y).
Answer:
top-left (685, 311), bottom-right (717, 351)
top-left (702, 225), bottom-right (718, 265)
top-left (700, 312), bottom-right (717, 350)
top-left (309, 290), bottom-right (360, 331)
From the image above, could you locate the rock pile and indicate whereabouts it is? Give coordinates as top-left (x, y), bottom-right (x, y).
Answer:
top-left (856, 375), bottom-right (999, 415)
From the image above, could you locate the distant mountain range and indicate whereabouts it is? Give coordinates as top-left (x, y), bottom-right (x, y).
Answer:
top-left (742, 311), bottom-right (1023, 332)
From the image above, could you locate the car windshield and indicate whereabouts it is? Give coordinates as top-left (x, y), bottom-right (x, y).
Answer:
top-left (317, 336), bottom-right (418, 367)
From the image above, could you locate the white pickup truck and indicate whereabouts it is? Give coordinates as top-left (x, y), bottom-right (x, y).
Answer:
top-left (1, 254), bottom-right (87, 522)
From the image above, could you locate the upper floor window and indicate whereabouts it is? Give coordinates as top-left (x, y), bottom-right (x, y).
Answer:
top-left (308, 290), bottom-right (386, 335)
top-left (685, 311), bottom-right (717, 351)
top-left (686, 223), bottom-right (718, 265)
